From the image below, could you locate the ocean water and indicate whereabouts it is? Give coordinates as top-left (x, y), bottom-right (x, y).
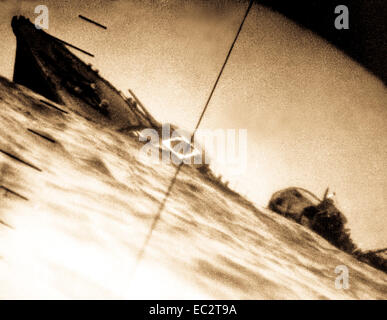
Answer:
top-left (0, 76), bottom-right (386, 299)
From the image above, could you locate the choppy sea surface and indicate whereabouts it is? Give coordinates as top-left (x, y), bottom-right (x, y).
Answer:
top-left (0, 77), bottom-right (386, 299)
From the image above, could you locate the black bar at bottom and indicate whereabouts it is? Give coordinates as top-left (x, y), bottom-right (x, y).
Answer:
top-left (0, 300), bottom-right (380, 318)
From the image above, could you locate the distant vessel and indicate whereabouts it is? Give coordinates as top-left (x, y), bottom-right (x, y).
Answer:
top-left (269, 187), bottom-right (386, 273)
top-left (269, 187), bottom-right (353, 249)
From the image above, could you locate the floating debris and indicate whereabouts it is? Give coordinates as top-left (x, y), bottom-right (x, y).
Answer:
top-left (0, 185), bottom-right (29, 201)
top-left (27, 129), bottom-right (56, 143)
top-left (0, 149), bottom-right (42, 172)
top-left (79, 15), bottom-right (107, 30)
top-left (39, 100), bottom-right (68, 114)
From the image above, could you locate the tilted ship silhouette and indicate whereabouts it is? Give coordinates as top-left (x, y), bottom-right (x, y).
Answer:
top-left (11, 15), bottom-right (160, 131)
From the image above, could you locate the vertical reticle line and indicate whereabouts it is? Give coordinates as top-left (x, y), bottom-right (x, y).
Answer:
top-left (132, 0), bottom-right (254, 271)
top-left (192, 0), bottom-right (254, 136)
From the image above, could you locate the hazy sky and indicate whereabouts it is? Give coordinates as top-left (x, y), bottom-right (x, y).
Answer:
top-left (0, 0), bottom-right (386, 249)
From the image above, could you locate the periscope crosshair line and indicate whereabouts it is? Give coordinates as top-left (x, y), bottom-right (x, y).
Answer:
top-left (132, 0), bottom-right (255, 274)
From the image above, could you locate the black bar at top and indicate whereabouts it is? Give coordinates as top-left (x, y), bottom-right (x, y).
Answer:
top-left (79, 15), bottom-right (107, 30)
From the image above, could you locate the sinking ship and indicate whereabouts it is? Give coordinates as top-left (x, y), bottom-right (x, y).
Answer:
top-left (10, 15), bottom-right (208, 164)
top-left (11, 15), bottom-right (160, 131)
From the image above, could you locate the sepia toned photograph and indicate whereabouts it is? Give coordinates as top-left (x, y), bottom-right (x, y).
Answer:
top-left (0, 0), bottom-right (386, 303)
